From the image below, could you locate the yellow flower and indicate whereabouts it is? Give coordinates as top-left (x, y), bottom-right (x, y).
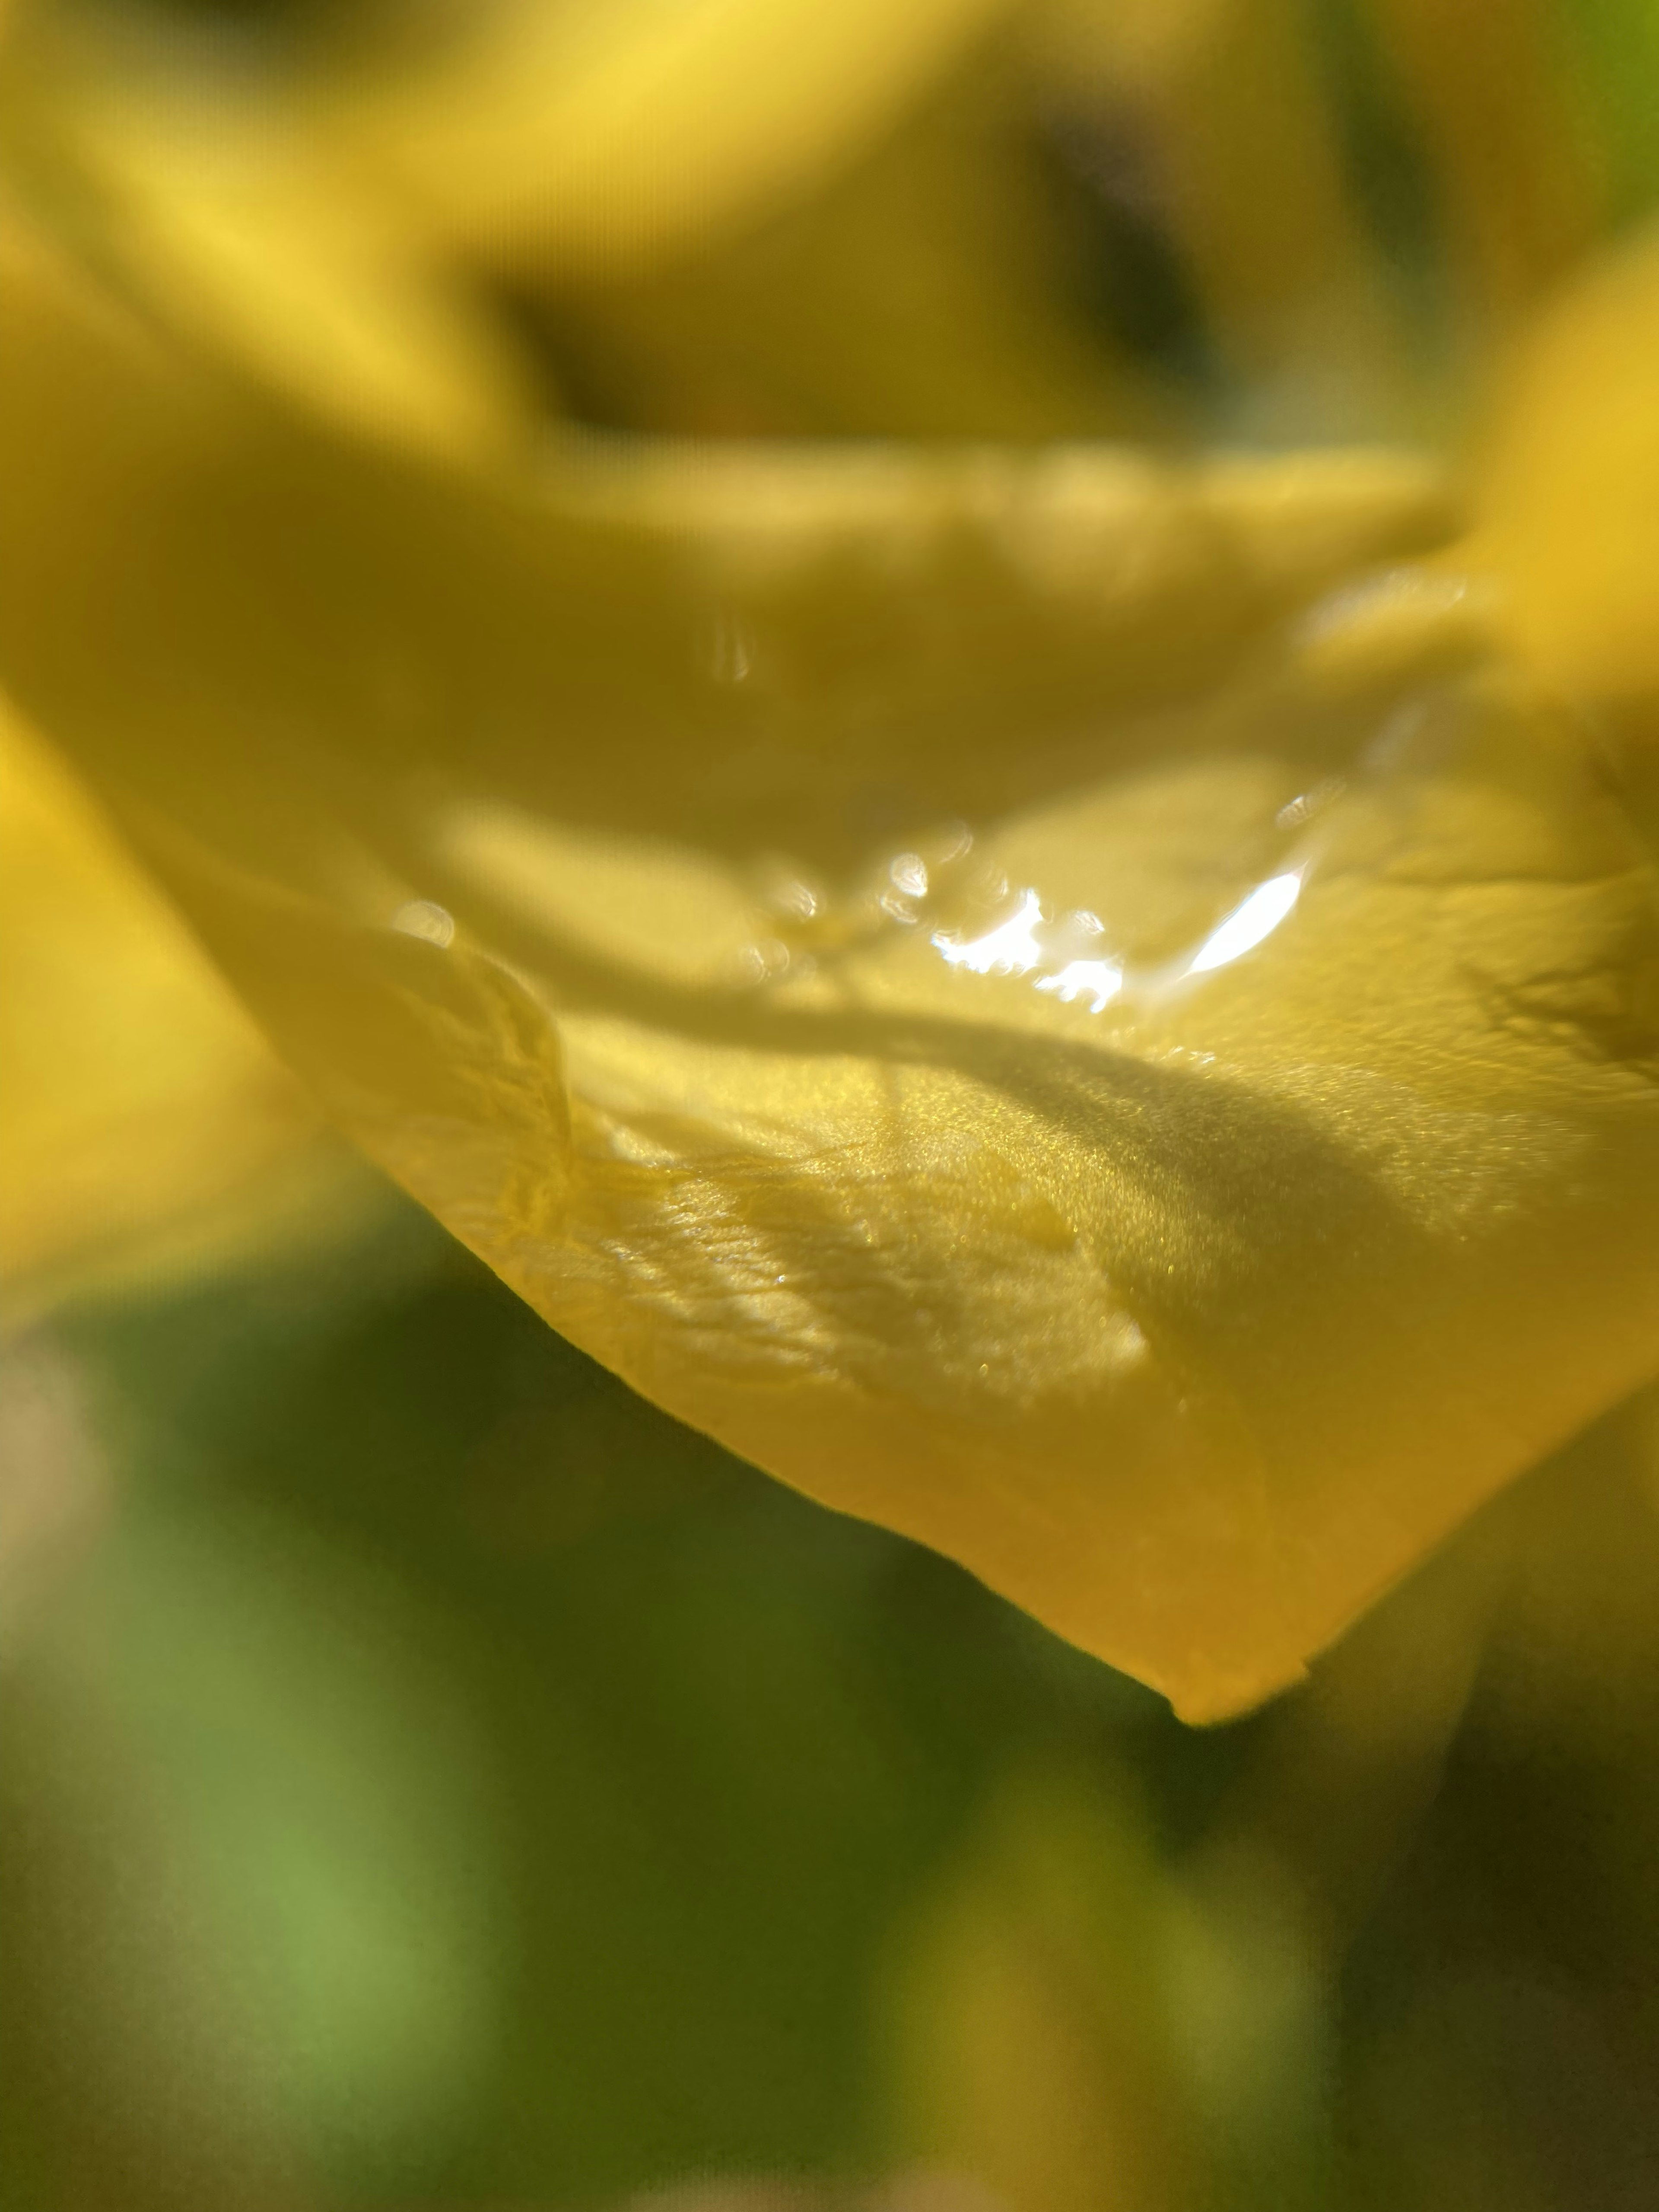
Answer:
top-left (0, 691), bottom-right (358, 1319)
top-left (1474, 224), bottom-right (1659, 722)
top-left (3, 0), bottom-right (1657, 1720)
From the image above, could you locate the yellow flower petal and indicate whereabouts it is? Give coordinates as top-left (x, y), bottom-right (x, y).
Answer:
top-left (1031, 0), bottom-right (1422, 437)
top-left (1473, 224), bottom-right (1659, 723)
top-left (10, 220), bottom-right (1656, 1723)
top-left (0, 694), bottom-right (350, 1318)
top-left (0, 10), bottom-right (541, 458)
top-left (3, 0), bottom-right (1145, 453)
top-left (879, 1761), bottom-right (1199, 2209)
top-left (1363, 0), bottom-right (1605, 331)
top-left (512, 68), bottom-right (1168, 442)
top-left (324, 0), bottom-right (1014, 278)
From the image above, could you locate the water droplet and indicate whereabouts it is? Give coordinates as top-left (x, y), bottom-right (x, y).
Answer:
top-left (1275, 778), bottom-right (1345, 831)
top-left (934, 888), bottom-right (1046, 976)
top-left (391, 899), bottom-right (454, 948)
top-left (728, 937), bottom-right (793, 986)
top-left (1036, 958), bottom-right (1124, 1012)
top-left (705, 609), bottom-right (755, 686)
top-left (766, 876), bottom-right (820, 921)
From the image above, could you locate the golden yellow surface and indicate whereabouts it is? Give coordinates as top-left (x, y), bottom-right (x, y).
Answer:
top-left (6, 5), bottom-right (1659, 1721)
top-left (882, 1763), bottom-right (1198, 2209)
top-left (0, 0), bottom-right (1167, 451)
top-left (7, 184), bottom-right (1659, 1718)
top-left (1474, 224), bottom-right (1659, 727)
top-left (1365, 0), bottom-right (1603, 331)
top-left (0, 696), bottom-right (346, 1316)
top-left (1038, 0), bottom-right (1420, 435)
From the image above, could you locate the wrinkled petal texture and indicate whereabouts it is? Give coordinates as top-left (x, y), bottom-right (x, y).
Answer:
top-left (6, 215), bottom-right (1659, 1720)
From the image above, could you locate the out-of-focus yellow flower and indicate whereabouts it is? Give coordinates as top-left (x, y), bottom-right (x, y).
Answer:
top-left (1033, 0), bottom-right (1424, 436)
top-left (0, 692), bottom-right (357, 1318)
top-left (880, 1763), bottom-right (1203, 2210)
top-left (1472, 224), bottom-right (1659, 729)
top-left (4, 0), bottom-right (1659, 1723)
top-left (0, 0), bottom-right (1172, 451)
top-left (1364, 0), bottom-right (1605, 334)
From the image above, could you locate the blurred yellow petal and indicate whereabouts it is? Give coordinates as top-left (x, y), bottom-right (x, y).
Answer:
top-left (9, 214), bottom-right (1659, 1724)
top-left (3, 0), bottom-right (1118, 454)
top-left (0, 692), bottom-right (356, 1319)
top-left (1471, 224), bottom-right (1659, 724)
top-left (0, 10), bottom-right (541, 459)
top-left (1363, 0), bottom-right (1605, 331)
top-left (509, 57), bottom-right (1167, 441)
top-left (67, 118), bottom-right (538, 464)
top-left (326, 0), bottom-right (1014, 278)
top-left (1030, 0), bottom-right (1421, 437)
top-left (878, 1764), bottom-right (1199, 2211)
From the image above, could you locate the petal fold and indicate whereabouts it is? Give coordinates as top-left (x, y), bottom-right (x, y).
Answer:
top-left (6, 225), bottom-right (1657, 1719)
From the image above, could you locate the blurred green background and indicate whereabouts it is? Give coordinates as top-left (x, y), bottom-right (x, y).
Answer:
top-left (10, 1171), bottom-right (1659, 2210)
top-left (10, 0), bottom-right (1659, 2205)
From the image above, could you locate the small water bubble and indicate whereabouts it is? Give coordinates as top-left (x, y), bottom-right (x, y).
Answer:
top-left (391, 899), bottom-right (455, 948)
top-left (704, 609), bottom-right (756, 686)
top-left (1275, 778), bottom-right (1345, 831)
top-left (728, 936), bottom-right (792, 985)
top-left (762, 873), bottom-right (821, 922)
top-left (889, 852), bottom-right (929, 899)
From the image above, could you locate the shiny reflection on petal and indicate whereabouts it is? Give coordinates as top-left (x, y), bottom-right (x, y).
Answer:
top-left (764, 873), bottom-right (821, 922)
top-left (735, 935), bottom-right (794, 983)
top-left (704, 608), bottom-right (755, 686)
top-left (1036, 957), bottom-right (1124, 1013)
top-left (1185, 871), bottom-right (1302, 976)
top-left (1275, 777), bottom-right (1345, 830)
top-left (933, 887), bottom-right (1045, 976)
top-left (391, 898), bottom-right (455, 947)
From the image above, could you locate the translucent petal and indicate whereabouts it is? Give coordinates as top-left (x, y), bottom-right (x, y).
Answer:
top-left (1363, 0), bottom-right (1605, 328)
top-left (880, 1762), bottom-right (1199, 2206)
top-left (0, 0), bottom-right (1140, 454)
top-left (318, 0), bottom-right (1013, 273)
top-left (1475, 224), bottom-right (1659, 718)
top-left (8, 226), bottom-right (1658, 1722)
top-left (0, 696), bottom-right (350, 1317)
top-left (1031, 0), bottom-right (1421, 437)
